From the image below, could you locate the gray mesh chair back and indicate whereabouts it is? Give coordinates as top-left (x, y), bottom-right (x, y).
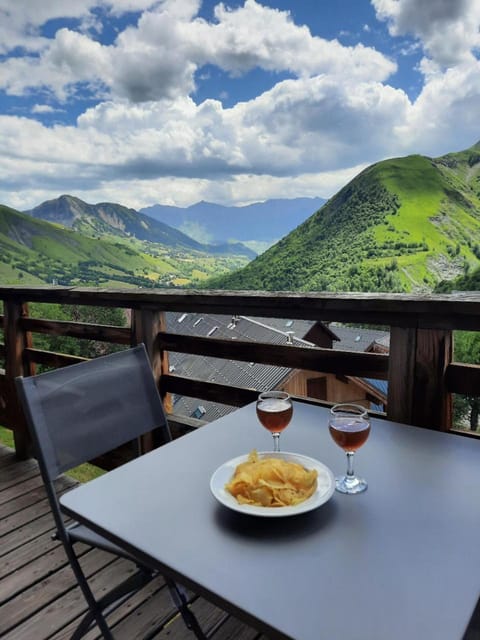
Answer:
top-left (15, 344), bottom-right (206, 640)
top-left (17, 344), bottom-right (170, 479)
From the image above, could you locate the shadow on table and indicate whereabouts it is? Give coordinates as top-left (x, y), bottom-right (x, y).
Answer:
top-left (213, 499), bottom-right (338, 542)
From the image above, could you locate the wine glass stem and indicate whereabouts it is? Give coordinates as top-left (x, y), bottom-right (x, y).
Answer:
top-left (272, 433), bottom-right (280, 452)
top-left (346, 451), bottom-right (355, 477)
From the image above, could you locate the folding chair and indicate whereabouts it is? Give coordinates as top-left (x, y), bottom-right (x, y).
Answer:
top-left (15, 344), bottom-right (207, 640)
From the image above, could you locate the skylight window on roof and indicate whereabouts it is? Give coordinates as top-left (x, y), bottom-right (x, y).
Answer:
top-left (285, 320), bottom-right (294, 327)
top-left (207, 326), bottom-right (218, 336)
top-left (355, 335), bottom-right (361, 342)
top-left (191, 405), bottom-right (206, 419)
top-left (193, 317), bottom-right (203, 327)
top-left (178, 313), bottom-right (188, 323)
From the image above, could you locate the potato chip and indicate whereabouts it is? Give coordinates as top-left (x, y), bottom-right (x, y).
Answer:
top-left (225, 450), bottom-right (318, 507)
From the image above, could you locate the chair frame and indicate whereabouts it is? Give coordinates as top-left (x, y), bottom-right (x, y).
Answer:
top-left (16, 344), bottom-right (207, 640)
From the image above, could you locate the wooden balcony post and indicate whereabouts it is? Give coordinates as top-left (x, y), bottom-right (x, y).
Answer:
top-left (132, 308), bottom-right (172, 451)
top-left (4, 300), bottom-right (35, 459)
top-left (387, 327), bottom-right (452, 430)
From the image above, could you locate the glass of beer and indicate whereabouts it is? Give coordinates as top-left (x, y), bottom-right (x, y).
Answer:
top-left (256, 391), bottom-right (293, 452)
top-left (328, 403), bottom-right (370, 494)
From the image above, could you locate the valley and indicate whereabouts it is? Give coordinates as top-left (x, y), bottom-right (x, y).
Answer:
top-left (2, 142), bottom-right (480, 294)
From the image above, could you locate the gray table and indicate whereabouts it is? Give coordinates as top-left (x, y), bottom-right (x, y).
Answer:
top-left (60, 401), bottom-right (480, 640)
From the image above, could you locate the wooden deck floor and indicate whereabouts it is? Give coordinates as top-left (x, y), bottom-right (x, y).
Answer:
top-left (0, 444), bottom-right (266, 640)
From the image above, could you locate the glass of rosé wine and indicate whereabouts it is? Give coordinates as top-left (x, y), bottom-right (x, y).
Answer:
top-left (256, 391), bottom-right (293, 452)
top-left (328, 403), bottom-right (370, 494)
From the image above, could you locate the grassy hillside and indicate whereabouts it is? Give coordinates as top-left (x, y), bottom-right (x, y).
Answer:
top-left (0, 204), bottom-right (250, 287)
top-left (25, 194), bottom-right (255, 258)
top-left (208, 143), bottom-right (480, 292)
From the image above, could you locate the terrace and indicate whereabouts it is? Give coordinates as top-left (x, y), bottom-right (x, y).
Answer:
top-left (1, 285), bottom-right (480, 639)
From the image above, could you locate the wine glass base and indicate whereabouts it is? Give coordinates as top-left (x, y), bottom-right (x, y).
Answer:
top-left (335, 475), bottom-right (368, 494)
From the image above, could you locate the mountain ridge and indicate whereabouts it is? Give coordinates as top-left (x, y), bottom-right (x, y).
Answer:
top-left (140, 196), bottom-right (326, 247)
top-left (24, 195), bottom-right (255, 258)
top-left (0, 202), bottom-right (252, 287)
top-left (206, 142), bottom-right (480, 293)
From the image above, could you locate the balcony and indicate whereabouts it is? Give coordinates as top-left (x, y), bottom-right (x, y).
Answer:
top-left (1, 285), bottom-right (480, 639)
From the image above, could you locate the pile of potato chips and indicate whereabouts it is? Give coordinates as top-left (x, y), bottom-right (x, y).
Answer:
top-left (225, 450), bottom-right (318, 507)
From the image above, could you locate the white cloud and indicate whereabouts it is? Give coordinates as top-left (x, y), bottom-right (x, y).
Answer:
top-left (0, 0), bottom-right (478, 212)
top-left (31, 104), bottom-right (61, 113)
top-left (0, 0), bottom-right (162, 52)
top-left (398, 59), bottom-right (480, 154)
top-left (0, 70), bottom-right (410, 210)
top-left (0, 0), bottom-right (396, 102)
top-left (372, 0), bottom-right (480, 66)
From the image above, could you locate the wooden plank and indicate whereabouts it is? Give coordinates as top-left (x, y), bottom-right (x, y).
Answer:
top-left (2, 286), bottom-right (480, 329)
top-left (0, 540), bottom-right (89, 604)
top-left (0, 475), bottom-right (75, 519)
top-left (0, 463), bottom-right (40, 493)
top-left (3, 299), bottom-right (34, 457)
top-left (159, 332), bottom-right (389, 378)
top-left (0, 512), bottom-right (58, 557)
top-left (132, 308), bottom-right (172, 451)
top-left (387, 327), bottom-right (416, 426)
top-left (6, 557), bottom-right (145, 640)
top-left (0, 473), bottom-right (48, 505)
top-left (388, 327), bottom-right (452, 430)
top-left (0, 447), bottom-right (250, 640)
top-left (51, 576), bottom-right (170, 640)
top-left (162, 374), bottom-right (258, 407)
top-left (0, 489), bottom-right (71, 537)
top-left (87, 582), bottom-right (178, 640)
top-left (24, 347), bottom-right (88, 369)
top-left (150, 597), bottom-right (257, 640)
top-left (21, 317), bottom-right (131, 343)
top-left (0, 529), bottom-right (64, 581)
top-left (0, 550), bottom-right (117, 638)
top-left (446, 362), bottom-right (480, 395)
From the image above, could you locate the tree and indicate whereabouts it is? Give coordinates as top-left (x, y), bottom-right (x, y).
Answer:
top-left (30, 303), bottom-right (127, 363)
top-left (453, 331), bottom-right (480, 430)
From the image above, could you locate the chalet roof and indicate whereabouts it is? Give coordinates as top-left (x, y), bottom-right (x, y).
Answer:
top-left (166, 313), bottom-right (390, 422)
top-left (166, 312), bottom-right (315, 422)
top-left (330, 325), bottom-right (390, 352)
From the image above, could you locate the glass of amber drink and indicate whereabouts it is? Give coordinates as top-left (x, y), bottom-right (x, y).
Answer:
top-left (256, 391), bottom-right (293, 452)
top-left (328, 403), bottom-right (370, 494)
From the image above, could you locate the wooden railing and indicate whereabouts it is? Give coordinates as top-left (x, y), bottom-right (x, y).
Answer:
top-left (1, 286), bottom-right (480, 461)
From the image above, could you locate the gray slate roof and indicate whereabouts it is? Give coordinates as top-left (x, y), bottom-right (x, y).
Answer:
top-left (166, 312), bottom-right (316, 421)
top-left (166, 313), bottom-right (390, 422)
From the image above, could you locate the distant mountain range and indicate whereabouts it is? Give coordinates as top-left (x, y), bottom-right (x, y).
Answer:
top-left (208, 142), bottom-right (480, 293)
top-left (25, 195), bottom-right (255, 258)
top-left (0, 199), bottom-right (253, 287)
top-left (140, 197), bottom-right (326, 251)
top-left (3, 142), bottom-right (480, 294)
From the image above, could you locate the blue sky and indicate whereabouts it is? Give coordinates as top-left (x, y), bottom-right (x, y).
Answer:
top-left (0, 0), bottom-right (479, 211)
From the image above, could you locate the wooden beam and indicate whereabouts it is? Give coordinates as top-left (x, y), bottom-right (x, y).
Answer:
top-left (3, 301), bottom-right (35, 458)
top-left (1, 286), bottom-right (480, 330)
top-left (24, 348), bottom-right (88, 368)
top-left (132, 308), bottom-right (172, 452)
top-left (20, 317), bottom-right (131, 343)
top-left (161, 374), bottom-right (258, 407)
top-left (446, 363), bottom-right (480, 395)
top-left (387, 327), bottom-right (452, 430)
top-left (158, 332), bottom-right (389, 379)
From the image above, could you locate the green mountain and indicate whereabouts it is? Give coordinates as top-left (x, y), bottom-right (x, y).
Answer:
top-left (0, 204), bottom-right (251, 287)
top-left (209, 142), bottom-right (480, 292)
top-left (25, 195), bottom-right (255, 258)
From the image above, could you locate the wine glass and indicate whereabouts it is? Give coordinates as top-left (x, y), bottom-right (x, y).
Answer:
top-left (328, 403), bottom-right (370, 494)
top-left (256, 391), bottom-right (293, 452)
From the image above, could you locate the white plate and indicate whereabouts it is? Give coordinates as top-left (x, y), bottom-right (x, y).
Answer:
top-left (210, 451), bottom-right (335, 517)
